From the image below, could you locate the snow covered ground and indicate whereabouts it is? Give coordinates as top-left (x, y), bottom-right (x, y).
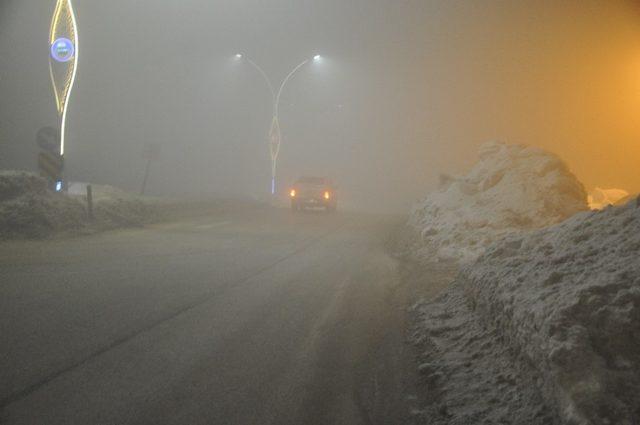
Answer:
top-left (410, 278), bottom-right (559, 424)
top-left (0, 171), bottom-right (154, 239)
top-left (407, 142), bottom-right (588, 264)
top-left (463, 199), bottom-right (640, 424)
top-left (0, 171), bottom-right (86, 238)
top-left (404, 143), bottom-right (640, 424)
top-left (0, 171), bottom-right (266, 239)
top-left (410, 198), bottom-right (640, 424)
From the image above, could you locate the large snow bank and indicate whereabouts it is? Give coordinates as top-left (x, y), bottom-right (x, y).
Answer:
top-left (411, 281), bottom-right (558, 424)
top-left (0, 171), bottom-right (155, 239)
top-left (67, 182), bottom-right (155, 228)
top-left (407, 142), bottom-right (588, 263)
top-left (463, 198), bottom-right (640, 424)
top-left (68, 182), bottom-right (136, 202)
top-left (0, 171), bottom-right (85, 238)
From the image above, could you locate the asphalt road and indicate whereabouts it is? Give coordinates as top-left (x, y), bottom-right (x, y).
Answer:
top-left (0, 207), bottom-right (416, 425)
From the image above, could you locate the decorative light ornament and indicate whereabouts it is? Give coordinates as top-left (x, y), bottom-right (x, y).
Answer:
top-left (49, 0), bottom-right (79, 156)
top-left (269, 116), bottom-right (282, 194)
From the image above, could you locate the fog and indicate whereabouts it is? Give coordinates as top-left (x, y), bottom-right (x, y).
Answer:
top-left (2, 0), bottom-right (640, 212)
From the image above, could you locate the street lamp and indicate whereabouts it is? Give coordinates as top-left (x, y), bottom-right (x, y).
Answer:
top-left (50, 0), bottom-right (79, 158)
top-left (234, 53), bottom-right (322, 195)
top-left (46, 0), bottom-right (79, 191)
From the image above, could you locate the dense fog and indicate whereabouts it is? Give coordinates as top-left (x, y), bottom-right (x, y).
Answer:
top-left (2, 0), bottom-right (639, 212)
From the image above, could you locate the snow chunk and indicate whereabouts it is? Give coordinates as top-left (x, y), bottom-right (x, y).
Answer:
top-left (408, 142), bottom-right (588, 263)
top-left (588, 187), bottom-right (631, 210)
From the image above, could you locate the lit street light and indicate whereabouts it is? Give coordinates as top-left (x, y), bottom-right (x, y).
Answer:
top-left (46, 0), bottom-right (79, 191)
top-left (234, 53), bottom-right (322, 195)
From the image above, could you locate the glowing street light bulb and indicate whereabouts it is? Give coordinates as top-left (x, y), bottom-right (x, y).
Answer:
top-left (235, 53), bottom-right (243, 59)
top-left (313, 55), bottom-right (322, 61)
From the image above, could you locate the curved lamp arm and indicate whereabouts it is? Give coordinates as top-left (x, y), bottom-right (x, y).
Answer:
top-left (275, 59), bottom-right (310, 117)
top-left (243, 57), bottom-right (276, 106)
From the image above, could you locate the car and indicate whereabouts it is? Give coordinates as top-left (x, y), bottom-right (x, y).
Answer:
top-left (289, 177), bottom-right (337, 213)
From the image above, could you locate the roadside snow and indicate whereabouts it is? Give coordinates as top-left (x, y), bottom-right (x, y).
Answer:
top-left (411, 198), bottom-right (640, 424)
top-left (407, 142), bottom-right (588, 264)
top-left (0, 171), bottom-right (85, 238)
top-left (1, 171), bottom-right (265, 239)
top-left (0, 171), bottom-right (153, 239)
top-left (411, 280), bottom-right (558, 425)
top-left (67, 182), bottom-right (135, 202)
top-left (67, 182), bottom-right (156, 228)
top-left (588, 187), bottom-right (631, 210)
top-left (463, 198), bottom-right (640, 424)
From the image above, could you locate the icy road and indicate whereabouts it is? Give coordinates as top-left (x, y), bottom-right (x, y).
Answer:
top-left (0, 207), bottom-right (416, 425)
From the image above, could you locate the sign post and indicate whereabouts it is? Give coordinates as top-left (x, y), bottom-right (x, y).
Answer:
top-left (140, 142), bottom-right (162, 196)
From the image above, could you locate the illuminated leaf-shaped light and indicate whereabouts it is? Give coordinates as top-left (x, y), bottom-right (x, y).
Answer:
top-left (49, 0), bottom-right (79, 155)
top-left (269, 116), bottom-right (281, 164)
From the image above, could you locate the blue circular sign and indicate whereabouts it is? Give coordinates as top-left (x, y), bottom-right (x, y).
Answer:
top-left (51, 38), bottom-right (75, 63)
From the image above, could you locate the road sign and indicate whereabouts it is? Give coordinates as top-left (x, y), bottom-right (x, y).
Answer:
top-left (36, 126), bottom-right (60, 154)
top-left (38, 152), bottom-right (64, 184)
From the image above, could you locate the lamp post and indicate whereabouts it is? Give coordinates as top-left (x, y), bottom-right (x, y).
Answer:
top-left (235, 54), bottom-right (323, 195)
top-left (48, 0), bottom-right (79, 190)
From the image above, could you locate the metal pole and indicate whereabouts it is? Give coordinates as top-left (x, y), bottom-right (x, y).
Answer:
top-left (240, 56), bottom-right (313, 196)
top-left (140, 158), bottom-right (151, 196)
top-left (274, 59), bottom-right (310, 117)
top-left (86, 184), bottom-right (94, 220)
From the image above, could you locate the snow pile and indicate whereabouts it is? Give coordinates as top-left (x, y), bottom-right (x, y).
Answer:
top-left (588, 187), bottom-right (631, 210)
top-left (68, 182), bottom-right (135, 202)
top-left (67, 182), bottom-right (155, 228)
top-left (408, 142), bottom-right (588, 263)
top-left (462, 199), bottom-right (640, 424)
top-left (0, 171), bottom-right (85, 238)
top-left (411, 281), bottom-right (558, 424)
top-left (0, 171), bottom-right (156, 239)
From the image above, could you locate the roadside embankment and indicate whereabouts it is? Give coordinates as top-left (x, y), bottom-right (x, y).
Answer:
top-left (404, 141), bottom-right (588, 264)
top-left (460, 199), bottom-right (640, 424)
top-left (402, 143), bottom-right (639, 424)
top-left (0, 171), bottom-right (261, 240)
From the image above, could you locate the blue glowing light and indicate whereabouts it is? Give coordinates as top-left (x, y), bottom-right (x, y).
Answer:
top-left (55, 181), bottom-right (63, 192)
top-left (51, 38), bottom-right (75, 63)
